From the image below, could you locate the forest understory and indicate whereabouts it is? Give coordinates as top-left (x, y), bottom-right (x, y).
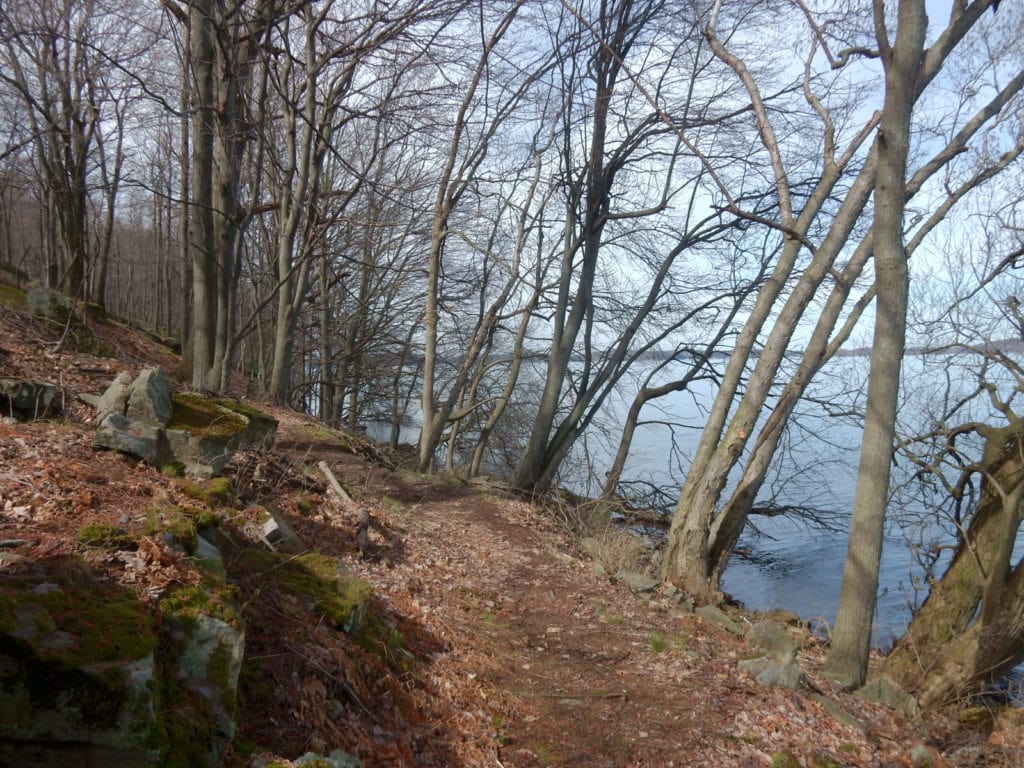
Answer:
top-left (1, 284), bottom-right (1023, 767)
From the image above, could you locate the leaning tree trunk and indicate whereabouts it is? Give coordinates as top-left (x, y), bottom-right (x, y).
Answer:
top-left (886, 423), bottom-right (1024, 708)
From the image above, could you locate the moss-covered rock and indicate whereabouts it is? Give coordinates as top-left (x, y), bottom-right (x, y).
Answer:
top-left (235, 550), bottom-right (373, 633)
top-left (180, 476), bottom-right (236, 508)
top-left (92, 369), bottom-right (277, 477)
top-left (0, 569), bottom-right (160, 767)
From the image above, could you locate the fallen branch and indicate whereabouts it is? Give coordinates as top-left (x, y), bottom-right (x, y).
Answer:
top-left (319, 460), bottom-right (353, 506)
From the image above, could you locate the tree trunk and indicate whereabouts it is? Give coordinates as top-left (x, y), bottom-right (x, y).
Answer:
top-left (824, 0), bottom-right (924, 690)
top-left (887, 424), bottom-right (1024, 707)
top-left (188, 0), bottom-right (218, 389)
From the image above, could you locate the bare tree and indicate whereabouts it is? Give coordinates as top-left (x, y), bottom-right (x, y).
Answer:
top-left (661, 0), bottom-right (1023, 607)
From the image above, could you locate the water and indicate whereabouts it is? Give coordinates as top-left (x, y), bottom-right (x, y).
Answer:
top-left (565, 359), bottom-right (1024, 653)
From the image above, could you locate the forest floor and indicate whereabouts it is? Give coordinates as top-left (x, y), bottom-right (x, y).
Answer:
top-left (0, 290), bottom-right (1022, 767)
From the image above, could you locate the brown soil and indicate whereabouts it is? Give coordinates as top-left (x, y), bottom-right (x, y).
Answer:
top-left (0, 299), bottom-right (1021, 767)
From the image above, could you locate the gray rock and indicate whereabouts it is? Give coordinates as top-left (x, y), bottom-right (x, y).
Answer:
top-left (124, 367), bottom-right (172, 427)
top-left (616, 571), bottom-right (659, 593)
top-left (761, 609), bottom-right (802, 626)
top-left (746, 621), bottom-right (797, 661)
top-left (754, 658), bottom-right (806, 689)
top-left (193, 531), bottom-right (226, 578)
top-left (741, 655), bottom-right (806, 689)
top-left (26, 285), bottom-right (73, 321)
top-left (0, 588), bottom-right (160, 767)
top-left (92, 371), bottom-right (134, 423)
top-left (592, 561), bottom-right (608, 578)
top-left (696, 604), bottom-right (745, 635)
top-left (91, 368), bottom-right (277, 476)
top-left (258, 508), bottom-right (307, 555)
top-left (95, 412), bottom-right (161, 463)
top-left (167, 612), bottom-right (245, 741)
top-left (854, 674), bottom-right (921, 719)
top-left (806, 692), bottom-right (865, 733)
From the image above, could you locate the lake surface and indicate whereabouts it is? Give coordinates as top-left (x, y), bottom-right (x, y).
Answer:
top-left (564, 359), bottom-right (1024, 653)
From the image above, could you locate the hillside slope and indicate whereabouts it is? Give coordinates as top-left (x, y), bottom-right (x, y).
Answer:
top-left (0, 290), bottom-right (1020, 767)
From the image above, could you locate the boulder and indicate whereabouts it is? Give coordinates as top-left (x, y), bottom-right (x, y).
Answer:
top-left (95, 411), bottom-right (163, 464)
top-left (745, 621), bottom-right (798, 661)
top-left (0, 578), bottom-right (161, 768)
top-left (166, 612), bottom-right (245, 742)
top-left (616, 571), bottom-right (659, 593)
top-left (90, 371), bottom-right (135, 424)
top-left (124, 367), bottom-right (172, 426)
top-left (92, 368), bottom-right (277, 476)
top-left (696, 604), bottom-right (745, 635)
top-left (854, 674), bottom-right (921, 719)
top-left (738, 656), bottom-right (806, 689)
top-left (258, 507), bottom-right (307, 555)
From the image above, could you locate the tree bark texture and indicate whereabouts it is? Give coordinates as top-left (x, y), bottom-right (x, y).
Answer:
top-left (887, 424), bottom-right (1024, 707)
top-left (824, 0), bottom-right (925, 690)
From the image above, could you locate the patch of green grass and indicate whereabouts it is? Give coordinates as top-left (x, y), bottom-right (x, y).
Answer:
top-left (649, 631), bottom-right (668, 652)
top-left (813, 753), bottom-right (844, 767)
top-left (380, 496), bottom-right (404, 516)
top-left (771, 752), bottom-right (801, 768)
top-left (161, 463), bottom-right (185, 477)
top-left (491, 712), bottom-right (512, 746)
top-left (596, 606), bottom-right (625, 625)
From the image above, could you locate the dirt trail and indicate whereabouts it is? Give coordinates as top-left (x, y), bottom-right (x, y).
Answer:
top-left (296, 440), bottom-right (941, 768)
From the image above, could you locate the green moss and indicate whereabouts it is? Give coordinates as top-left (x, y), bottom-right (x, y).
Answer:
top-left (771, 753), bottom-right (801, 768)
top-left (0, 633), bottom-right (131, 731)
top-left (153, 633), bottom-right (218, 767)
top-left (813, 753), bottom-right (844, 768)
top-left (352, 615), bottom-right (412, 672)
top-left (77, 523), bottom-right (135, 550)
top-left (160, 581), bottom-right (240, 626)
top-left (179, 477), bottom-right (235, 508)
top-left (143, 504), bottom-right (219, 554)
top-left (596, 606), bottom-right (625, 625)
top-left (234, 550), bottom-right (373, 632)
top-left (0, 282), bottom-right (28, 311)
top-left (380, 496), bottom-right (404, 516)
top-left (167, 393), bottom-right (247, 439)
top-left (162, 463), bottom-right (185, 477)
top-left (0, 576), bottom-right (157, 666)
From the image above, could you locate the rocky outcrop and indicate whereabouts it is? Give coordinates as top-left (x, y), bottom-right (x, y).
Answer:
top-left (91, 367), bottom-right (277, 476)
top-left (0, 378), bottom-right (56, 420)
top-left (0, 577), bottom-right (162, 767)
top-left (0, 520), bottom-right (269, 766)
